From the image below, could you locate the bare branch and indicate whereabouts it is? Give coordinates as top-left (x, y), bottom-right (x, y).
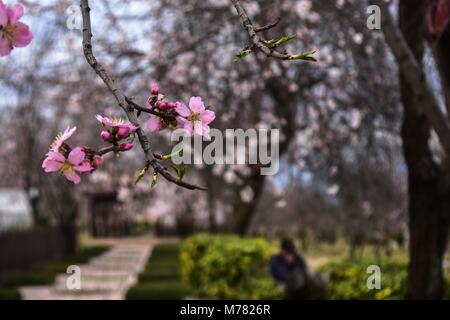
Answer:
top-left (254, 16), bottom-right (281, 33)
top-left (80, 0), bottom-right (206, 191)
top-left (372, 0), bottom-right (450, 156)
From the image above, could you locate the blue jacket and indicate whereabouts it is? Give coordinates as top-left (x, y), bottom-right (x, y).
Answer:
top-left (269, 253), bottom-right (307, 284)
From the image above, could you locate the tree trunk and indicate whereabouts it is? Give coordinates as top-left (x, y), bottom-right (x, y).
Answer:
top-left (399, 0), bottom-right (450, 299)
top-left (230, 168), bottom-right (265, 235)
top-left (229, 77), bottom-right (297, 235)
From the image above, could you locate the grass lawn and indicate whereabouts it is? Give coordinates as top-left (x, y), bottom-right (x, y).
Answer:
top-left (126, 243), bottom-right (189, 300)
top-left (0, 245), bottom-right (109, 300)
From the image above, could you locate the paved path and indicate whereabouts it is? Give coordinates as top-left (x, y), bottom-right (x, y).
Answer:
top-left (19, 239), bottom-right (153, 300)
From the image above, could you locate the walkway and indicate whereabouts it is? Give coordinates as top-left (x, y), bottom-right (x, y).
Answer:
top-left (19, 238), bottom-right (154, 300)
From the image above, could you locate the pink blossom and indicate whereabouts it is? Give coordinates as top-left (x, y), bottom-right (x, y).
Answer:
top-left (95, 115), bottom-right (138, 140)
top-left (146, 115), bottom-right (164, 132)
top-left (42, 147), bottom-right (93, 184)
top-left (175, 97), bottom-right (215, 138)
top-left (50, 126), bottom-right (77, 152)
top-left (0, 1), bottom-right (33, 57)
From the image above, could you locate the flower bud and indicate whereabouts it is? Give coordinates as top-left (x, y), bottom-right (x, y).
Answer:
top-left (151, 83), bottom-right (159, 95)
top-left (117, 126), bottom-right (131, 139)
top-left (101, 130), bottom-right (113, 142)
top-left (93, 155), bottom-right (102, 168)
top-left (120, 143), bottom-right (133, 152)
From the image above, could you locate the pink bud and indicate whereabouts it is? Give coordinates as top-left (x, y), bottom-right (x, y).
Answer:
top-left (120, 143), bottom-right (133, 152)
top-left (117, 126), bottom-right (130, 139)
top-left (101, 130), bottom-right (113, 142)
top-left (151, 83), bottom-right (159, 95)
top-left (93, 156), bottom-right (102, 168)
top-left (159, 101), bottom-right (168, 109)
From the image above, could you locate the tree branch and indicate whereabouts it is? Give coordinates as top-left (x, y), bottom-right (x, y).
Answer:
top-left (80, 0), bottom-right (206, 191)
top-left (254, 16), bottom-right (281, 33)
top-left (372, 0), bottom-right (450, 156)
top-left (229, 0), bottom-right (314, 61)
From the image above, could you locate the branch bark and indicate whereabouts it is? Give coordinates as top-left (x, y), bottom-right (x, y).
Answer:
top-left (80, 0), bottom-right (205, 191)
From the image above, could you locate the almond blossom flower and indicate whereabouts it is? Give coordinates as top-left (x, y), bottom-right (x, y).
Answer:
top-left (0, 1), bottom-right (33, 57)
top-left (95, 115), bottom-right (139, 140)
top-left (42, 147), bottom-right (93, 184)
top-left (175, 97), bottom-right (215, 138)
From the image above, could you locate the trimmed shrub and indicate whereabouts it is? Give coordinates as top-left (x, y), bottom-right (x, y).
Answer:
top-left (180, 234), bottom-right (283, 299)
top-left (319, 258), bottom-right (450, 300)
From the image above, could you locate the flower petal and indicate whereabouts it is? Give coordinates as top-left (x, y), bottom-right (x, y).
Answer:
top-left (0, 36), bottom-right (12, 57)
top-left (75, 160), bottom-right (93, 173)
top-left (194, 120), bottom-right (203, 136)
top-left (46, 151), bottom-right (65, 162)
top-left (0, 3), bottom-right (7, 27)
top-left (189, 97), bottom-right (205, 113)
top-left (176, 116), bottom-right (188, 128)
top-left (42, 159), bottom-right (63, 172)
top-left (64, 171), bottom-right (81, 184)
top-left (202, 123), bottom-right (211, 140)
top-left (12, 22), bottom-right (33, 47)
top-left (68, 147), bottom-right (85, 165)
top-left (8, 4), bottom-right (24, 23)
top-left (146, 116), bottom-right (162, 132)
top-left (175, 102), bottom-right (191, 117)
top-left (183, 121), bottom-right (194, 136)
top-left (200, 110), bottom-right (215, 124)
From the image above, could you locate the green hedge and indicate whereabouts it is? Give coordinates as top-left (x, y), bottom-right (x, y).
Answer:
top-left (180, 234), bottom-right (283, 299)
top-left (319, 258), bottom-right (450, 300)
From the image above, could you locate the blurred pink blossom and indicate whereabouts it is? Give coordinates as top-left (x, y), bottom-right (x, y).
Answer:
top-left (0, 1), bottom-right (33, 56)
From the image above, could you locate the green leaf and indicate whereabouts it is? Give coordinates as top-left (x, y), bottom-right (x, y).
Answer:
top-left (179, 166), bottom-right (186, 181)
top-left (170, 165), bottom-right (186, 181)
top-left (134, 167), bottom-right (148, 185)
top-left (232, 48), bottom-right (252, 63)
top-left (162, 148), bottom-right (184, 160)
top-left (263, 34), bottom-right (296, 47)
top-left (150, 173), bottom-right (158, 188)
top-left (288, 50), bottom-right (317, 62)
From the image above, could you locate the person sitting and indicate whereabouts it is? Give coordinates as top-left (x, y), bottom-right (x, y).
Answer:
top-left (269, 238), bottom-right (326, 300)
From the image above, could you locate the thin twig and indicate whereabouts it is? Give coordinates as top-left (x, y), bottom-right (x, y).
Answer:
top-left (80, 0), bottom-right (206, 191)
top-left (254, 16), bottom-right (281, 33)
top-left (97, 145), bottom-right (119, 156)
